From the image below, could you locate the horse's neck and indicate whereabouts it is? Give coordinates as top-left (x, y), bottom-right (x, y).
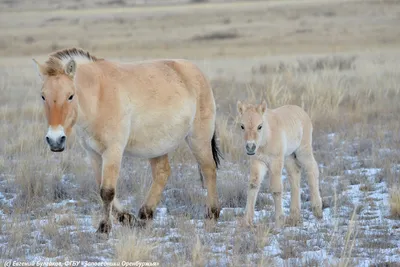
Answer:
top-left (74, 65), bottom-right (101, 128)
top-left (261, 111), bottom-right (274, 146)
top-left (75, 90), bottom-right (99, 131)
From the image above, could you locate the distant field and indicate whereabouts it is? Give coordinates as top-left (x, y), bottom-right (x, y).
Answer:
top-left (0, 0), bottom-right (400, 266)
top-left (1, 0), bottom-right (400, 59)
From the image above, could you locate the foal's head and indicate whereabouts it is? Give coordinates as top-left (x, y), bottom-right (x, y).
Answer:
top-left (236, 100), bottom-right (268, 155)
top-left (32, 57), bottom-right (78, 152)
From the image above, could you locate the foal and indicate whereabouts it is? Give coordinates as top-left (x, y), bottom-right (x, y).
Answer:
top-left (236, 100), bottom-right (323, 227)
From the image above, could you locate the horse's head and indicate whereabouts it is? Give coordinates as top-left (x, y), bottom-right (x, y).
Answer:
top-left (236, 100), bottom-right (268, 156)
top-left (33, 58), bottom-right (78, 152)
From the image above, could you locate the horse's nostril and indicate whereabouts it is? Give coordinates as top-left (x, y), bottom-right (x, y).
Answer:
top-left (60, 136), bottom-right (66, 143)
top-left (46, 136), bottom-right (50, 144)
top-left (246, 143), bottom-right (256, 152)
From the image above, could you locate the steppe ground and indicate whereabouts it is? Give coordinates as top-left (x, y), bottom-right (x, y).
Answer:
top-left (1, 0), bottom-right (400, 266)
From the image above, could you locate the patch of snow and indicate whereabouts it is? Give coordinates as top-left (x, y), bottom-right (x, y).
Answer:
top-left (345, 168), bottom-right (382, 177)
top-left (263, 238), bottom-right (282, 257)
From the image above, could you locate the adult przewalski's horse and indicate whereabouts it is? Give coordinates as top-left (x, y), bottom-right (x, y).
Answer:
top-left (33, 48), bottom-right (222, 234)
top-left (236, 100), bottom-right (323, 228)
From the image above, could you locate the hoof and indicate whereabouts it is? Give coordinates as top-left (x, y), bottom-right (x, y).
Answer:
top-left (285, 215), bottom-right (302, 227)
top-left (133, 219), bottom-right (148, 229)
top-left (138, 206), bottom-right (154, 220)
top-left (205, 206), bottom-right (220, 220)
top-left (274, 215), bottom-right (285, 229)
top-left (117, 212), bottom-right (136, 226)
top-left (239, 217), bottom-right (254, 228)
top-left (118, 212), bottom-right (147, 228)
top-left (96, 219), bottom-right (112, 234)
top-left (312, 205), bottom-right (323, 219)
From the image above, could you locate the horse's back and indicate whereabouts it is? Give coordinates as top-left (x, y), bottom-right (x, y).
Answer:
top-left (108, 59), bottom-right (211, 103)
top-left (274, 105), bottom-right (312, 127)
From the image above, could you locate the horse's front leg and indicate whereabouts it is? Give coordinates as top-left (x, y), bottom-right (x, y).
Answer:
top-left (96, 146), bottom-right (124, 234)
top-left (269, 157), bottom-right (284, 228)
top-left (138, 154), bottom-right (171, 221)
top-left (244, 159), bottom-right (267, 226)
top-left (87, 148), bottom-right (136, 228)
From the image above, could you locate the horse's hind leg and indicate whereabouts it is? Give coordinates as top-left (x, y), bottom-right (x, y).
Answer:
top-left (285, 154), bottom-right (302, 226)
top-left (87, 148), bottom-right (136, 228)
top-left (138, 154), bottom-right (171, 221)
top-left (296, 149), bottom-right (323, 219)
top-left (186, 135), bottom-right (220, 220)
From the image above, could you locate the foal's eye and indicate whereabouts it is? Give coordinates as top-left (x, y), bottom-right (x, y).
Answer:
top-left (68, 95), bottom-right (74, 101)
top-left (240, 124), bottom-right (245, 130)
top-left (257, 125), bottom-right (263, 130)
top-left (41, 95), bottom-right (45, 101)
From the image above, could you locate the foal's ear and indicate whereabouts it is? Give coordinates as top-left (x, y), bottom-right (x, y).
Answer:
top-left (237, 101), bottom-right (246, 115)
top-left (65, 60), bottom-right (77, 78)
top-left (32, 58), bottom-right (46, 81)
top-left (257, 100), bottom-right (267, 114)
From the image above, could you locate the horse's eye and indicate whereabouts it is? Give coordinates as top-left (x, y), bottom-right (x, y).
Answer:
top-left (41, 95), bottom-right (45, 101)
top-left (68, 94), bottom-right (74, 101)
top-left (240, 125), bottom-right (245, 130)
top-left (258, 125), bottom-right (263, 130)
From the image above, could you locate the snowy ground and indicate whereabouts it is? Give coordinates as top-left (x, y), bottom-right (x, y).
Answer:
top-left (1, 0), bottom-right (400, 265)
top-left (0, 132), bottom-right (399, 266)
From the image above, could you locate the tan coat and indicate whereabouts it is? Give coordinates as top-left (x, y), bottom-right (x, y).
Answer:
top-left (33, 48), bottom-right (222, 234)
top-left (237, 100), bottom-right (322, 227)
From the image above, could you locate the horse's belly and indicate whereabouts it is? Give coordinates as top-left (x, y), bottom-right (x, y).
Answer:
top-left (285, 141), bottom-right (300, 156)
top-left (125, 135), bottom-right (184, 158)
top-left (284, 132), bottom-right (302, 156)
top-left (125, 94), bottom-right (196, 158)
top-left (125, 118), bottom-right (192, 158)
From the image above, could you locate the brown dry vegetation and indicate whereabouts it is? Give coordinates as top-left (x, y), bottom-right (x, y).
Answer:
top-left (1, 0), bottom-right (400, 266)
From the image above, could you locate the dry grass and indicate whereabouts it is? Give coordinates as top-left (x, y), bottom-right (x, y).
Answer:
top-left (390, 187), bottom-right (400, 218)
top-left (0, 0), bottom-right (400, 265)
top-left (114, 228), bottom-right (159, 262)
top-left (191, 235), bottom-right (206, 267)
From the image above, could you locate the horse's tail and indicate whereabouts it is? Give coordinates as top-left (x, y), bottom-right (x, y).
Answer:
top-left (211, 130), bottom-right (223, 169)
top-left (199, 130), bottom-right (223, 189)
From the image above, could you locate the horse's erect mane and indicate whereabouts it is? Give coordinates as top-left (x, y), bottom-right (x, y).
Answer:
top-left (44, 47), bottom-right (102, 76)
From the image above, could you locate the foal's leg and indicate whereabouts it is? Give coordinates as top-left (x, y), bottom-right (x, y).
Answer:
top-left (186, 137), bottom-right (220, 220)
top-left (87, 149), bottom-right (135, 227)
top-left (244, 159), bottom-right (267, 225)
top-left (297, 150), bottom-right (323, 219)
top-left (96, 146), bottom-right (124, 234)
top-left (285, 154), bottom-right (302, 226)
top-left (269, 157), bottom-right (284, 227)
top-left (138, 154), bottom-right (171, 220)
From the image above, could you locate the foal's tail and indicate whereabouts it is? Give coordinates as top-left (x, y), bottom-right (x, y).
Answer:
top-left (199, 130), bottom-right (223, 188)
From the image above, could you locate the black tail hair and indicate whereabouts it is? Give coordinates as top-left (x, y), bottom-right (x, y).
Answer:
top-left (211, 131), bottom-right (223, 169)
top-left (199, 131), bottom-right (223, 189)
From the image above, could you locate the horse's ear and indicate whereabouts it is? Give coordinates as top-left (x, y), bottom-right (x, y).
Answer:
top-left (65, 60), bottom-right (76, 78)
top-left (237, 101), bottom-right (246, 115)
top-left (257, 100), bottom-right (267, 114)
top-left (32, 58), bottom-right (46, 81)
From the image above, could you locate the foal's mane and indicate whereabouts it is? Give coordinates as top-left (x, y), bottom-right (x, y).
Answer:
top-left (44, 48), bottom-right (102, 76)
